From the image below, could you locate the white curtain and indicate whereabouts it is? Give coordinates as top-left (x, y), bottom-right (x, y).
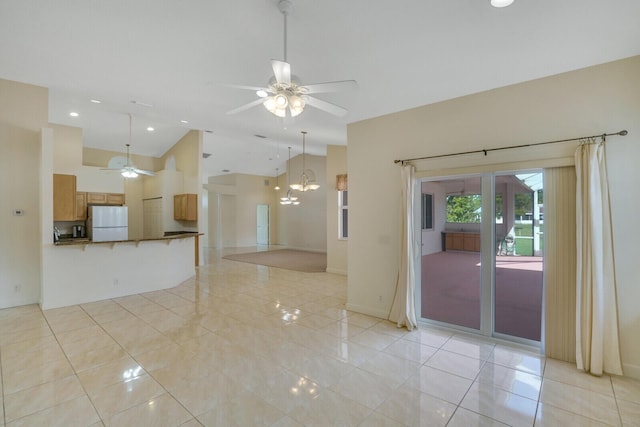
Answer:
top-left (388, 164), bottom-right (418, 330)
top-left (575, 138), bottom-right (623, 376)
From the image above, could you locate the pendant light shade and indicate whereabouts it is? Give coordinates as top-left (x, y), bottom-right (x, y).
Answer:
top-left (289, 131), bottom-right (320, 192)
top-left (280, 147), bottom-right (300, 205)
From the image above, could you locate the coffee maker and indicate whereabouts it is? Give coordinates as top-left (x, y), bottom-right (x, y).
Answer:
top-left (72, 225), bottom-right (85, 238)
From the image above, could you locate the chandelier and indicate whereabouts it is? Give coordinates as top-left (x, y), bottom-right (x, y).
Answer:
top-left (289, 131), bottom-right (320, 192)
top-left (280, 147), bottom-right (300, 205)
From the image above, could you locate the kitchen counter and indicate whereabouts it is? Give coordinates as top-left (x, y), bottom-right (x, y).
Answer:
top-left (54, 232), bottom-right (200, 246)
top-left (42, 233), bottom-right (200, 310)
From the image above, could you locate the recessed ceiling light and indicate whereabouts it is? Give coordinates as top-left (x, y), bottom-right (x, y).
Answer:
top-left (69, 112), bottom-right (79, 117)
top-left (254, 134), bottom-right (267, 139)
top-left (490, 0), bottom-right (514, 7)
top-left (90, 99), bottom-right (101, 104)
top-left (205, 130), bottom-right (214, 134)
top-left (147, 127), bottom-right (154, 132)
top-left (180, 120), bottom-right (189, 124)
top-left (222, 169), bottom-right (230, 173)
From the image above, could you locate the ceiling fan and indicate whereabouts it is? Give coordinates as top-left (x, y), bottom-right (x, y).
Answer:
top-left (101, 114), bottom-right (155, 178)
top-left (226, 0), bottom-right (357, 118)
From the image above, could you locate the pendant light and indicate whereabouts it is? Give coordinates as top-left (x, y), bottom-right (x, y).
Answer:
top-left (274, 168), bottom-right (281, 190)
top-left (280, 147), bottom-right (300, 205)
top-left (289, 131), bottom-right (320, 192)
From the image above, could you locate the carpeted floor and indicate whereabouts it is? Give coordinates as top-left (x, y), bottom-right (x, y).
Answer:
top-left (222, 249), bottom-right (327, 272)
top-left (421, 251), bottom-right (543, 341)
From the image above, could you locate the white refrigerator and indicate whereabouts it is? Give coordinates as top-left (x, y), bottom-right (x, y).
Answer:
top-left (87, 206), bottom-right (128, 242)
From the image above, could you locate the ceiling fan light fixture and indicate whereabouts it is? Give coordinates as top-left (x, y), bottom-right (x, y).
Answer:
top-left (289, 95), bottom-right (305, 117)
top-left (275, 93), bottom-right (288, 107)
top-left (490, 0), bottom-right (514, 7)
top-left (263, 96), bottom-right (287, 117)
top-left (121, 169), bottom-right (138, 179)
top-left (256, 89), bottom-right (269, 98)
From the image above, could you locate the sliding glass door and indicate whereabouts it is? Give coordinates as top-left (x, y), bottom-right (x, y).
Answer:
top-left (421, 176), bottom-right (482, 330)
top-left (493, 172), bottom-right (544, 341)
top-left (420, 171), bottom-right (544, 343)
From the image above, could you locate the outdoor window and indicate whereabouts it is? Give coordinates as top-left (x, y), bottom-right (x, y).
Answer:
top-left (446, 194), bottom-right (482, 223)
top-left (421, 193), bottom-right (433, 230)
top-left (338, 190), bottom-right (348, 239)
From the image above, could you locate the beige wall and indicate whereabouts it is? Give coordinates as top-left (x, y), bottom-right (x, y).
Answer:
top-left (160, 130), bottom-right (201, 194)
top-left (207, 173), bottom-right (278, 247)
top-left (347, 56), bottom-right (640, 378)
top-left (276, 153), bottom-right (327, 252)
top-left (0, 78), bottom-right (48, 308)
top-left (83, 146), bottom-right (162, 172)
top-left (51, 124), bottom-right (83, 173)
top-left (326, 145), bottom-right (348, 274)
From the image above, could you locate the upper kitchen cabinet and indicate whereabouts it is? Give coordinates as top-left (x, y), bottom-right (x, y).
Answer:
top-left (174, 194), bottom-right (197, 221)
top-left (53, 174), bottom-right (76, 221)
top-left (76, 192), bottom-right (87, 220)
top-left (87, 192), bottom-right (125, 205)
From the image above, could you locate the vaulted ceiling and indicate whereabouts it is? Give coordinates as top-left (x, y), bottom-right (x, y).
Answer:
top-left (1, 0), bottom-right (639, 178)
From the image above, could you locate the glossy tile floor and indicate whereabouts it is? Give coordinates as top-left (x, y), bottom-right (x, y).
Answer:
top-left (1, 249), bottom-right (639, 426)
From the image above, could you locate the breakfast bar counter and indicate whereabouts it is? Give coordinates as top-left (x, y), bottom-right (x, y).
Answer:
top-left (41, 233), bottom-right (199, 310)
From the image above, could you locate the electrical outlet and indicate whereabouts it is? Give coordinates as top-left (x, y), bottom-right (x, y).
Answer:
top-left (14, 284), bottom-right (21, 293)
top-left (12, 209), bottom-right (24, 216)
top-left (113, 278), bottom-right (119, 286)
top-left (378, 295), bottom-right (383, 302)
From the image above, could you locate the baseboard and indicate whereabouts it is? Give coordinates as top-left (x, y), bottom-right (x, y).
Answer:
top-left (325, 267), bottom-right (347, 276)
top-left (346, 303), bottom-right (388, 320)
top-left (623, 362), bottom-right (640, 380)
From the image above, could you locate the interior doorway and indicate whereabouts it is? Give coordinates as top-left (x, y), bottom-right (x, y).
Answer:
top-left (257, 204), bottom-right (269, 245)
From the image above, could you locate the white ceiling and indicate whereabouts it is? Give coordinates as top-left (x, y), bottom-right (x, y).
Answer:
top-left (1, 0), bottom-right (639, 178)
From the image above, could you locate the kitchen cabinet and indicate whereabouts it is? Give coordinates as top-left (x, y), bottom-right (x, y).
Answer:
top-left (76, 192), bottom-right (87, 220)
top-left (444, 232), bottom-right (480, 252)
top-left (174, 194), bottom-right (197, 221)
top-left (87, 192), bottom-right (125, 205)
top-left (53, 174), bottom-right (76, 221)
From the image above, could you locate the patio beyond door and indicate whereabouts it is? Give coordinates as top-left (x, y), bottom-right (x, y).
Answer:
top-left (420, 171), bottom-right (544, 343)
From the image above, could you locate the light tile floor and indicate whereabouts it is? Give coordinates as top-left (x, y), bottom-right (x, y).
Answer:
top-left (0, 248), bottom-right (638, 426)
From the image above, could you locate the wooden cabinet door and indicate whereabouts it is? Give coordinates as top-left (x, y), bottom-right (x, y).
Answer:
top-left (53, 174), bottom-right (76, 221)
top-left (107, 193), bottom-right (125, 205)
top-left (174, 194), bottom-right (197, 221)
top-left (463, 234), bottom-right (476, 251)
top-left (174, 194), bottom-right (185, 219)
top-left (75, 192), bottom-right (87, 220)
top-left (445, 233), bottom-right (453, 250)
top-left (87, 192), bottom-right (107, 204)
top-left (184, 194), bottom-right (197, 221)
top-left (452, 233), bottom-right (464, 251)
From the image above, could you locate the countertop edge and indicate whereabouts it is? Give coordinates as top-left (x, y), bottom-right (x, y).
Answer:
top-left (53, 233), bottom-right (202, 247)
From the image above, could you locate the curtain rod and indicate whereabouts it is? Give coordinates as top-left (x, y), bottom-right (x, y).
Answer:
top-left (394, 130), bottom-right (628, 164)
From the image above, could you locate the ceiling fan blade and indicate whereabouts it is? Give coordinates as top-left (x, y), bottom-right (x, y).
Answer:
top-left (133, 168), bottom-right (155, 176)
top-left (271, 60), bottom-right (291, 86)
top-left (224, 84), bottom-right (271, 93)
top-left (304, 96), bottom-right (349, 117)
top-left (226, 97), bottom-right (265, 115)
top-left (302, 80), bottom-right (358, 94)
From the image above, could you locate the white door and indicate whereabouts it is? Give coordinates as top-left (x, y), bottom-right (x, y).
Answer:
top-left (257, 204), bottom-right (269, 245)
